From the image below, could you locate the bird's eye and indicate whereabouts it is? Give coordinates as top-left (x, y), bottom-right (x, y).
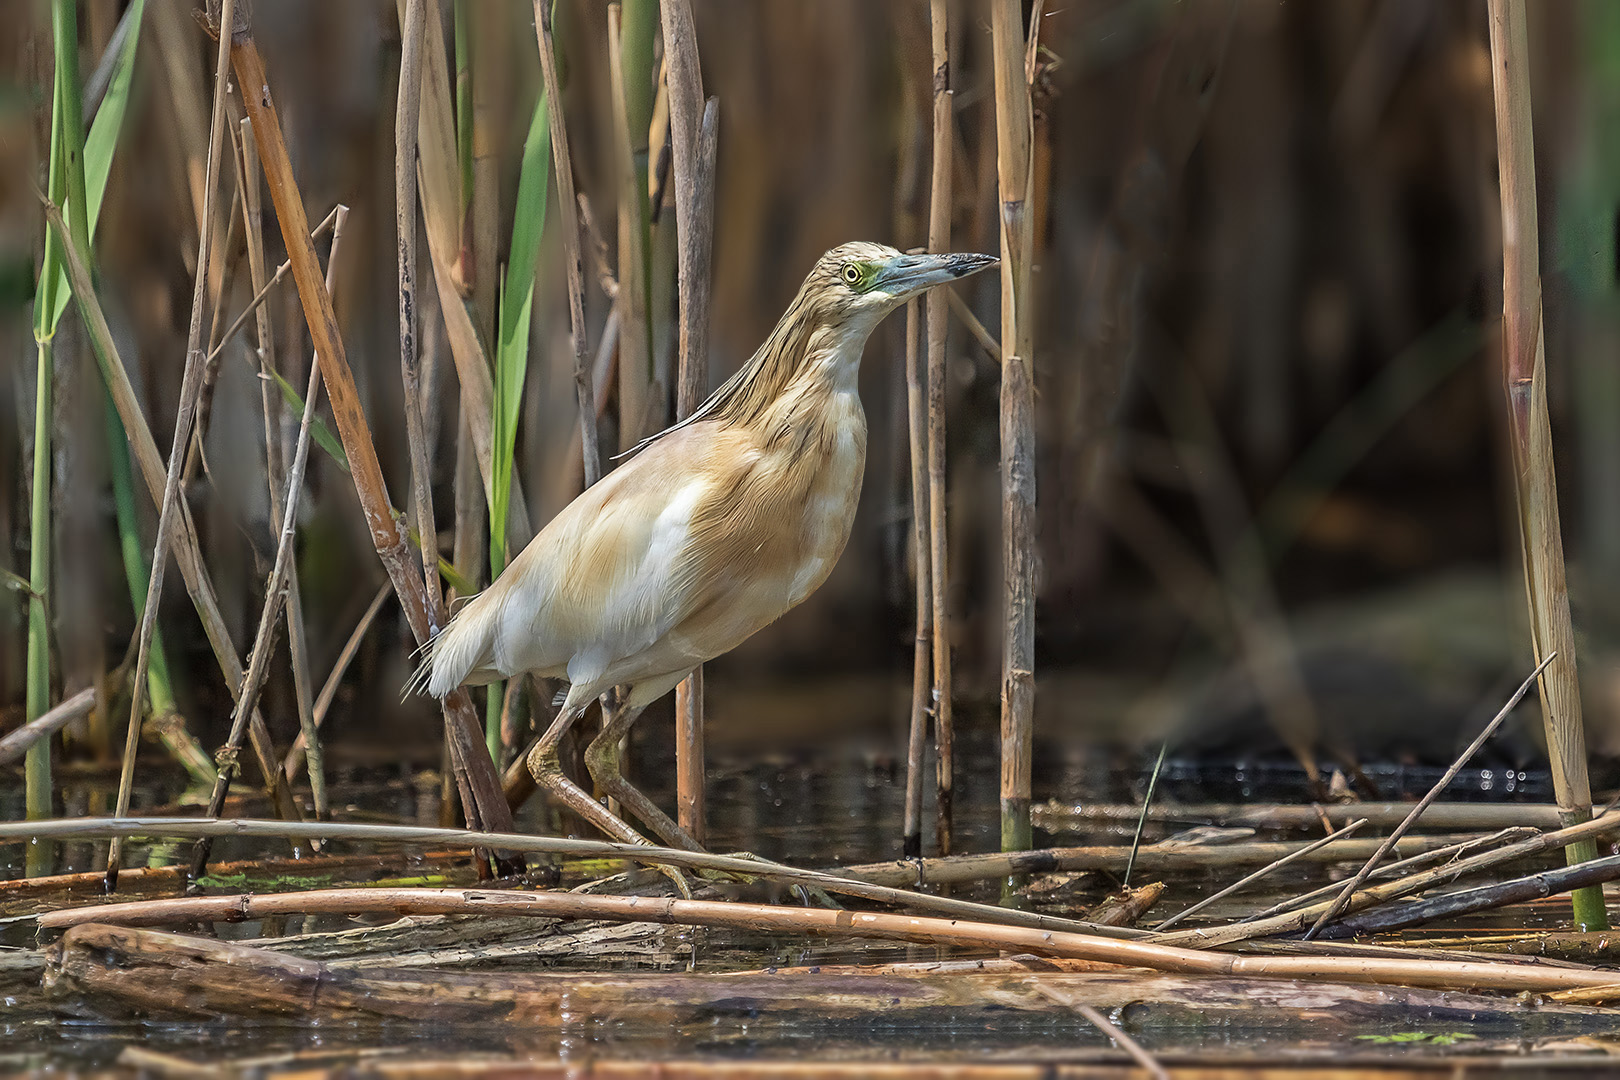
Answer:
top-left (841, 263), bottom-right (862, 286)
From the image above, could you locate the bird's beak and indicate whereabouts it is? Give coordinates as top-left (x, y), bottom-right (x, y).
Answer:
top-left (877, 251), bottom-right (999, 298)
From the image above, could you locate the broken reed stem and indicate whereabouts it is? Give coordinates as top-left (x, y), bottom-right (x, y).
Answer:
top-left (989, 0), bottom-right (1037, 859)
top-left (107, 0), bottom-right (237, 889)
top-left (234, 117), bottom-right (323, 823)
top-left (1305, 655), bottom-right (1552, 938)
top-left (37, 886), bottom-right (1620, 996)
top-left (229, 21), bottom-right (515, 845)
top-left (44, 202), bottom-right (303, 837)
top-left (283, 580), bottom-right (392, 782)
top-left (1486, 0), bottom-right (1608, 932)
top-left (1154, 819), bottom-right (1369, 932)
top-left (533, 0), bottom-right (601, 488)
top-left (189, 206), bottom-right (349, 881)
top-left (662, 0), bottom-right (716, 845)
top-left (903, 298), bottom-right (933, 859)
top-left (7, 816), bottom-right (1126, 939)
top-left (926, 0), bottom-right (956, 857)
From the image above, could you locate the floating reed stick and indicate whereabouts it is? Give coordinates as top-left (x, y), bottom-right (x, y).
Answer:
top-left (37, 887), bottom-right (1620, 996)
top-left (1486, 0), bottom-right (1609, 932)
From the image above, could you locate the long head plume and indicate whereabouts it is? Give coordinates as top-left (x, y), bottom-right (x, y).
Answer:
top-left (623, 242), bottom-right (995, 457)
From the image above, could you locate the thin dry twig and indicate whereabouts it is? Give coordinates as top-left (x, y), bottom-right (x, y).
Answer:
top-left (1153, 819), bottom-right (1369, 931)
top-left (108, 0), bottom-right (239, 889)
top-left (1305, 655), bottom-right (1553, 938)
top-left (202, 206), bottom-right (341, 373)
top-left (1032, 985), bottom-right (1169, 1080)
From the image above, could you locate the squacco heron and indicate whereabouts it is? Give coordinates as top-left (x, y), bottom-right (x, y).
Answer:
top-left (416, 241), bottom-right (996, 852)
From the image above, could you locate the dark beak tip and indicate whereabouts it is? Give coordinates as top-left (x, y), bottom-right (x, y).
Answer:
top-left (951, 253), bottom-right (999, 277)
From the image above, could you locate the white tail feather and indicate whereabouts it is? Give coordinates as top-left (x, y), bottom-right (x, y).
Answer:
top-left (402, 593), bottom-right (496, 699)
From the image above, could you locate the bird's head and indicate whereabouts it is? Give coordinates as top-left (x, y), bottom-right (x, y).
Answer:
top-left (801, 241), bottom-right (998, 334)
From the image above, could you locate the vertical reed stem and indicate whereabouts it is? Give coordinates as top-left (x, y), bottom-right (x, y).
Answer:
top-left (661, 0), bottom-right (717, 844)
top-left (107, 0), bottom-right (236, 888)
top-left (926, 0), bottom-right (955, 856)
top-left (1486, 0), bottom-right (1608, 931)
top-left (235, 116), bottom-right (322, 820)
top-left (902, 298), bottom-right (932, 859)
top-left (190, 207), bottom-right (348, 880)
top-left (990, 0), bottom-right (1037, 859)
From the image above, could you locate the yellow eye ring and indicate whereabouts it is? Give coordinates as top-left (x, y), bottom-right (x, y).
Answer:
top-left (841, 263), bottom-right (862, 285)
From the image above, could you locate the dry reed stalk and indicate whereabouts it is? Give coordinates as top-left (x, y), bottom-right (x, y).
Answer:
top-left (990, 0), bottom-right (1037, 857)
top-left (282, 580), bottom-right (392, 782)
top-left (395, 0), bottom-right (444, 625)
top-left (0, 687), bottom-right (95, 767)
top-left (661, 0), bottom-right (717, 845)
top-left (1487, 0), bottom-right (1608, 932)
top-left (902, 297), bottom-right (933, 859)
top-left (188, 205), bottom-right (349, 879)
top-left (5, 816), bottom-right (1123, 937)
top-left (43, 204), bottom-right (301, 829)
top-left (228, 20), bottom-right (515, 845)
top-left (1153, 819), bottom-right (1369, 932)
top-left (1305, 656), bottom-right (1551, 937)
top-left (37, 887), bottom-right (1620, 996)
top-left (107, 0), bottom-right (238, 888)
top-left (184, 182), bottom-right (242, 483)
top-left (926, 0), bottom-right (955, 855)
top-left (533, 0), bottom-right (602, 488)
top-left (609, 4), bottom-right (653, 450)
top-left (233, 116), bottom-right (324, 823)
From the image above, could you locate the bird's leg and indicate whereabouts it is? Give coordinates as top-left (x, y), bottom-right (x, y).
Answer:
top-left (526, 702), bottom-right (692, 898)
top-left (585, 699), bottom-right (704, 853)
